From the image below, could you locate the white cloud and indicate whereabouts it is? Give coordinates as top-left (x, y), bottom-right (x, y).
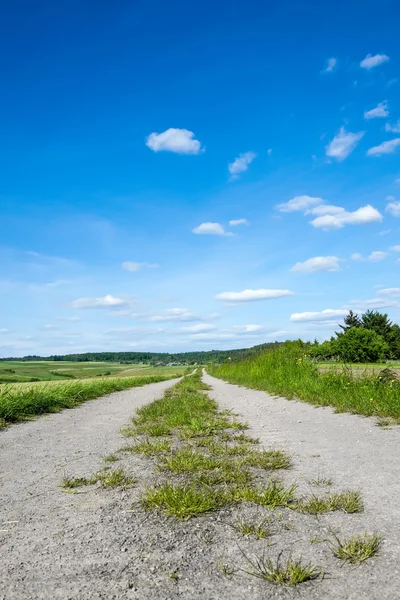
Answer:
top-left (104, 327), bottom-right (163, 336)
top-left (276, 195), bottom-right (324, 213)
top-left (145, 128), bottom-right (203, 154)
top-left (71, 295), bottom-right (128, 309)
top-left (192, 222), bottom-right (231, 236)
top-left (267, 148), bottom-right (273, 155)
top-left (323, 57), bottom-right (337, 73)
top-left (215, 289), bottom-right (294, 303)
top-left (233, 324), bottom-right (264, 333)
top-left (360, 53), bottom-right (390, 70)
top-left (228, 152), bottom-right (257, 179)
top-left (364, 101), bottom-right (389, 120)
top-left (325, 127), bottom-right (365, 161)
top-left (310, 205), bottom-right (382, 230)
top-left (0, 328), bottom-right (10, 333)
top-left (378, 288), bottom-right (400, 296)
top-left (390, 245), bottom-right (400, 252)
top-left (368, 251), bottom-right (388, 262)
top-left (229, 218), bottom-right (249, 227)
top-left (56, 316), bottom-right (81, 322)
top-left (291, 256), bottom-right (341, 273)
top-left (190, 333), bottom-right (236, 341)
top-left (395, 178), bottom-right (400, 185)
top-left (386, 200), bottom-right (400, 217)
top-left (148, 308), bottom-right (199, 322)
top-left (306, 204), bottom-right (345, 216)
top-left (351, 253), bottom-right (363, 261)
top-left (180, 324), bottom-right (217, 333)
top-left (122, 261), bottom-right (159, 272)
top-left (290, 309), bottom-right (348, 323)
top-left (385, 120), bottom-right (400, 133)
top-left (367, 138), bottom-right (400, 156)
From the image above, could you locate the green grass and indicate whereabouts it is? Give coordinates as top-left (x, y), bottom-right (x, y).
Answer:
top-left (0, 374), bottom-right (175, 425)
top-left (142, 481), bottom-right (229, 519)
top-left (208, 341), bottom-right (400, 421)
top-left (240, 551), bottom-right (322, 586)
top-left (0, 360), bottom-right (187, 384)
top-left (233, 517), bottom-right (271, 539)
top-left (330, 532), bottom-right (382, 564)
top-left (62, 467), bottom-right (135, 490)
top-left (121, 438), bottom-right (172, 456)
top-left (231, 480), bottom-right (297, 509)
top-left (298, 491), bottom-right (363, 514)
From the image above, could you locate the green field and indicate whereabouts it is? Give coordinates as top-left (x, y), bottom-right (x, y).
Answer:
top-left (0, 361), bottom-right (187, 384)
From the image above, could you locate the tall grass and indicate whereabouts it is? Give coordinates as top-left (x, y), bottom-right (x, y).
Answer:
top-left (0, 374), bottom-right (176, 426)
top-left (208, 342), bottom-right (400, 421)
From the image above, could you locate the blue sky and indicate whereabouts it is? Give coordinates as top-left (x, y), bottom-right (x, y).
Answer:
top-left (1, 0), bottom-right (400, 357)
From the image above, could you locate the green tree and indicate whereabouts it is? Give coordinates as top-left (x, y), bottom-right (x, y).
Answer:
top-left (388, 323), bottom-right (400, 359)
top-left (361, 310), bottom-right (393, 341)
top-left (335, 328), bottom-right (389, 363)
top-left (338, 310), bottom-right (362, 333)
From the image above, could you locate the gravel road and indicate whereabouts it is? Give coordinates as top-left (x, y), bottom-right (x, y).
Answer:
top-left (1, 373), bottom-right (399, 600)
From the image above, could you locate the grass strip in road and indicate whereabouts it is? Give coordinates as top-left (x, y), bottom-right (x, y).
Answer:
top-left (208, 341), bottom-right (400, 421)
top-left (0, 374), bottom-right (176, 426)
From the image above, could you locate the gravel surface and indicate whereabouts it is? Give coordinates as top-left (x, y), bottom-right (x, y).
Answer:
top-left (1, 373), bottom-right (399, 599)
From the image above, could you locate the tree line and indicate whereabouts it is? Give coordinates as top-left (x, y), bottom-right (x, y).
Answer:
top-left (312, 310), bottom-right (400, 363)
top-left (0, 342), bottom-right (282, 365)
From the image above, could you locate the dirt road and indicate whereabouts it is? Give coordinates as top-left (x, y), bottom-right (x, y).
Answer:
top-left (1, 373), bottom-right (399, 599)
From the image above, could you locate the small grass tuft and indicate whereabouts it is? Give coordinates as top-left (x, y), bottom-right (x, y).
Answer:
top-left (232, 479), bottom-right (296, 509)
top-left (299, 490), bottom-right (363, 514)
top-left (104, 454), bottom-right (119, 463)
top-left (96, 467), bottom-right (136, 488)
top-left (121, 438), bottom-right (172, 456)
top-left (243, 449), bottom-right (291, 471)
top-left (233, 517), bottom-right (271, 539)
top-left (240, 550), bottom-right (322, 586)
top-left (331, 532), bottom-right (382, 564)
top-left (141, 481), bottom-right (229, 520)
top-left (61, 476), bottom-right (91, 489)
top-left (308, 476), bottom-right (332, 487)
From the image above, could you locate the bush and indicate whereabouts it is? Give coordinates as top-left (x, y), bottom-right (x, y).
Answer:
top-left (335, 328), bottom-right (389, 363)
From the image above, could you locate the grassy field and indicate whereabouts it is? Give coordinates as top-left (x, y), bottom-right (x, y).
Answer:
top-left (0, 373), bottom-right (179, 427)
top-left (208, 342), bottom-right (400, 423)
top-left (0, 361), bottom-right (187, 383)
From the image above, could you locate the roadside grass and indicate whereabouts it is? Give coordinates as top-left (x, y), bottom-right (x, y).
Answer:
top-left (0, 374), bottom-right (176, 425)
top-left (330, 532), bottom-right (382, 564)
top-left (240, 550), bottom-right (322, 586)
top-left (62, 467), bottom-right (135, 490)
top-left (208, 341), bottom-right (400, 421)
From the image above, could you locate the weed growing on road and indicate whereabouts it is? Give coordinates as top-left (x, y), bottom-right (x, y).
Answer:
top-left (330, 532), bottom-right (382, 564)
top-left (233, 517), bottom-right (271, 539)
top-left (104, 454), bottom-right (119, 463)
top-left (121, 438), bottom-right (172, 456)
top-left (240, 550), bottom-right (322, 586)
top-left (61, 468), bottom-right (135, 490)
top-left (142, 481), bottom-right (229, 519)
top-left (299, 491), bottom-right (363, 514)
top-left (309, 476), bottom-right (333, 487)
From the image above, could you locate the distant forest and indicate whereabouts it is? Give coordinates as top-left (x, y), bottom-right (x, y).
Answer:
top-left (0, 342), bottom-right (282, 365)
